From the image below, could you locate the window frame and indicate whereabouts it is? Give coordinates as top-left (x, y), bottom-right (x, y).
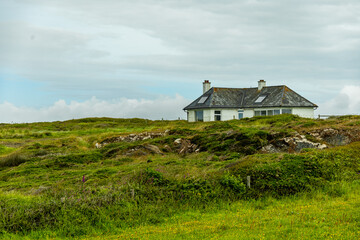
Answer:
top-left (254, 108), bottom-right (291, 117)
top-left (214, 110), bottom-right (221, 121)
top-left (198, 96), bottom-right (208, 104)
top-left (255, 95), bottom-right (267, 103)
top-left (195, 110), bottom-right (204, 122)
top-left (281, 109), bottom-right (292, 114)
top-left (238, 109), bottom-right (244, 119)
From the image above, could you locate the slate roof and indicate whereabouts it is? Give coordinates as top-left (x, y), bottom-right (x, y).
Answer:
top-left (183, 85), bottom-right (317, 110)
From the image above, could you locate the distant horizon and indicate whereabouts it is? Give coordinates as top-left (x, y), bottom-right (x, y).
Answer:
top-left (1, 0), bottom-right (359, 122)
top-left (2, 112), bottom-right (360, 125)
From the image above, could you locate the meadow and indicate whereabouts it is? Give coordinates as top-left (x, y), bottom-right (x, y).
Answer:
top-left (0, 115), bottom-right (359, 239)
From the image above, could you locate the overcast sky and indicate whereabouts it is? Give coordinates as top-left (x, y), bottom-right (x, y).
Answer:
top-left (0, 0), bottom-right (359, 122)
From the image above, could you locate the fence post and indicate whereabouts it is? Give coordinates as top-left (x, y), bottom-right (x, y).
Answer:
top-left (247, 176), bottom-right (251, 188)
top-left (131, 189), bottom-right (135, 199)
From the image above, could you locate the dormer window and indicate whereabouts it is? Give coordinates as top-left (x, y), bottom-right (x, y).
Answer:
top-left (255, 95), bottom-right (266, 103)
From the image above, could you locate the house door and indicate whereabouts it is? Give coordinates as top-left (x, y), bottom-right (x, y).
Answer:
top-left (238, 110), bottom-right (244, 119)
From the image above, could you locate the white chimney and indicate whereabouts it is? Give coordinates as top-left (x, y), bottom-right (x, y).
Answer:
top-left (258, 79), bottom-right (266, 91)
top-left (203, 80), bottom-right (211, 93)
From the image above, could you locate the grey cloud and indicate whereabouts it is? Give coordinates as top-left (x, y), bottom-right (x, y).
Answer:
top-left (318, 85), bottom-right (360, 115)
top-left (1, 0), bottom-right (359, 114)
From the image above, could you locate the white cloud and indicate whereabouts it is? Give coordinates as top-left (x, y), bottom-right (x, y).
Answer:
top-left (0, 95), bottom-right (189, 123)
top-left (318, 85), bottom-right (360, 115)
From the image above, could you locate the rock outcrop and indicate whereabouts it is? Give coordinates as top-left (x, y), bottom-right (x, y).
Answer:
top-left (95, 130), bottom-right (170, 148)
top-left (309, 128), bottom-right (356, 146)
top-left (262, 127), bottom-right (360, 153)
top-left (173, 138), bottom-right (199, 155)
top-left (262, 133), bottom-right (327, 153)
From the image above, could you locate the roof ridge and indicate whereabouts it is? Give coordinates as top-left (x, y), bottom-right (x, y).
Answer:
top-left (213, 85), bottom-right (286, 90)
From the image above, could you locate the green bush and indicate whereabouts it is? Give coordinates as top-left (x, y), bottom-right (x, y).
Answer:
top-left (221, 173), bottom-right (246, 194)
top-left (144, 168), bottom-right (165, 185)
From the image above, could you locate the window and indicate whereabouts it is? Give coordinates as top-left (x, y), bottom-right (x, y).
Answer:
top-left (214, 110), bottom-right (221, 121)
top-left (195, 110), bottom-right (203, 121)
top-left (238, 110), bottom-right (244, 119)
top-left (282, 109), bottom-right (292, 114)
top-left (255, 95), bottom-right (267, 103)
top-left (255, 109), bottom-right (288, 117)
top-left (198, 96), bottom-right (208, 104)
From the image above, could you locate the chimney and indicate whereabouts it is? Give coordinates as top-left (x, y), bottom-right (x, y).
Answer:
top-left (203, 80), bottom-right (211, 93)
top-left (258, 79), bottom-right (266, 91)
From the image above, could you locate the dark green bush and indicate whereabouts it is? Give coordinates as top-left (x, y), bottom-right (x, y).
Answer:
top-left (144, 168), bottom-right (165, 185)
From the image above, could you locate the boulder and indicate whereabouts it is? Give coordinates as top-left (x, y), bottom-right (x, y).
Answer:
top-left (144, 144), bottom-right (163, 154)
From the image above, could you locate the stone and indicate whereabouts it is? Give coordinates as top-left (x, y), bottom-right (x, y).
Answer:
top-left (143, 136), bottom-right (151, 140)
top-left (261, 144), bottom-right (280, 153)
top-left (163, 144), bottom-right (172, 152)
top-left (144, 144), bottom-right (163, 154)
top-left (283, 135), bottom-right (327, 152)
top-left (173, 138), bottom-right (198, 155)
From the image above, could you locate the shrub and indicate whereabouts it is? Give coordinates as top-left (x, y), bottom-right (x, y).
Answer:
top-left (144, 168), bottom-right (165, 185)
top-left (220, 173), bottom-right (246, 194)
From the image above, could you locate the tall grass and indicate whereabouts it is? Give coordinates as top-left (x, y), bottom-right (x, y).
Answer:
top-left (0, 152), bottom-right (28, 167)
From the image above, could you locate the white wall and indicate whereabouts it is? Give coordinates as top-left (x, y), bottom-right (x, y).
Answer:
top-left (187, 107), bottom-right (315, 122)
top-left (187, 110), bottom-right (195, 122)
top-left (187, 109), bottom-right (214, 122)
top-left (292, 108), bottom-right (315, 118)
top-left (204, 109), bottom-right (211, 122)
top-left (209, 109), bottom-right (237, 121)
top-left (244, 109), bottom-right (254, 118)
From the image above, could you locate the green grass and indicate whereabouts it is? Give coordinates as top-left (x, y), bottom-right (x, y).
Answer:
top-left (0, 145), bottom-right (15, 156)
top-left (1, 182), bottom-right (359, 239)
top-left (111, 182), bottom-right (360, 240)
top-left (0, 115), bottom-right (359, 239)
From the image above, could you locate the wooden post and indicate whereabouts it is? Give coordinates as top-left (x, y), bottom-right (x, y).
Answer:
top-left (247, 176), bottom-right (251, 188)
top-left (131, 189), bottom-right (135, 199)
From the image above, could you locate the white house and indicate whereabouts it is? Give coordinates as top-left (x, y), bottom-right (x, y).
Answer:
top-left (183, 80), bottom-right (318, 122)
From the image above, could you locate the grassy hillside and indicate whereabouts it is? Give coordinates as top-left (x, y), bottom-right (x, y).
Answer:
top-left (0, 115), bottom-right (359, 239)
